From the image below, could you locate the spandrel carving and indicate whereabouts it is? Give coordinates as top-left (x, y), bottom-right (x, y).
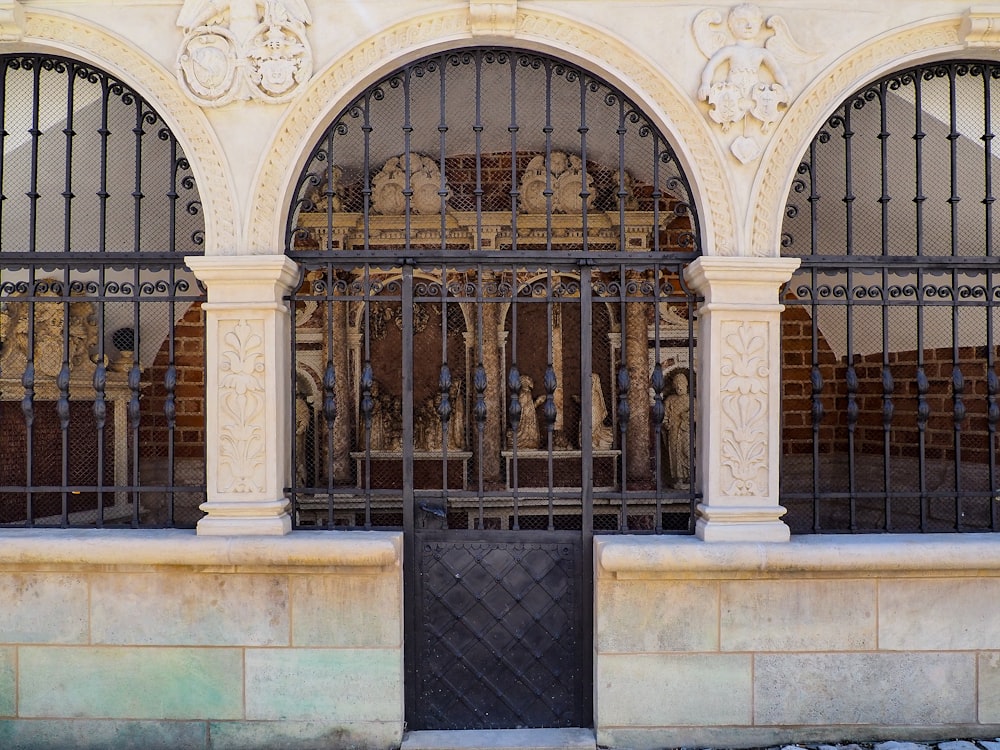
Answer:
top-left (694, 3), bottom-right (817, 163)
top-left (176, 0), bottom-right (313, 106)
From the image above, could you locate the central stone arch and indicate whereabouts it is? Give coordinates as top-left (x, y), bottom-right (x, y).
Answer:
top-left (247, 5), bottom-right (734, 255)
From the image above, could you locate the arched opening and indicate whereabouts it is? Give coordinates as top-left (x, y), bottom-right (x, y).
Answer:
top-left (0, 53), bottom-right (206, 528)
top-left (285, 47), bottom-right (701, 729)
top-left (781, 60), bottom-right (1000, 533)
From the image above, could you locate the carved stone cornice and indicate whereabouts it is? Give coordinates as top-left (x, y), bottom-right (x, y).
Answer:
top-left (750, 19), bottom-right (963, 258)
top-left (248, 7), bottom-right (735, 255)
top-left (22, 10), bottom-right (237, 254)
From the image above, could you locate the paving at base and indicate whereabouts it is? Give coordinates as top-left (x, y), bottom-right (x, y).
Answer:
top-left (400, 733), bottom-right (1000, 750)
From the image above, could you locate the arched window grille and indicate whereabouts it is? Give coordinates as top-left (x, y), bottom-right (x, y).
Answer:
top-left (782, 60), bottom-right (1000, 533)
top-left (0, 54), bottom-right (206, 528)
top-left (285, 48), bottom-right (702, 534)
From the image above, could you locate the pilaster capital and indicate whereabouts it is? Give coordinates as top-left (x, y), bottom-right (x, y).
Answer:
top-left (185, 254), bottom-right (300, 304)
top-left (684, 256), bottom-right (800, 305)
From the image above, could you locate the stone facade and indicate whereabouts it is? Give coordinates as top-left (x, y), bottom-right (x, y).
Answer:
top-left (1, 1), bottom-right (1000, 747)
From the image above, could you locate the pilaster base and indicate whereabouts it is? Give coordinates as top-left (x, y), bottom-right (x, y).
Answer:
top-left (695, 503), bottom-right (790, 542)
top-left (196, 499), bottom-right (292, 536)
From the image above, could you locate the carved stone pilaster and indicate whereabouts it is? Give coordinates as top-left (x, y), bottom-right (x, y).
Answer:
top-left (186, 254), bottom-right (300, 536)
top-left (684, 256), bottom-right (799, 542)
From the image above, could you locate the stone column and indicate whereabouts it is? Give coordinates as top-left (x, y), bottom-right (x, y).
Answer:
top-left (684, 256), bottom-right (800, 543)
top-left (624, 295), bottom-right (650, 483)
top-left (185, 254), bottom-right (300, 536)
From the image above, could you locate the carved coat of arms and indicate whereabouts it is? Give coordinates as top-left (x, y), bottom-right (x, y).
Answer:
top-left (176, 0), bottom-right (312, 106)
top-left (694, 3), bottom-right (817, 163)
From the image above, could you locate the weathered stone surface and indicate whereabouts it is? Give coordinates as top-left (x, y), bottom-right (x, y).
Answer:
top-left (0, 574), bottom-right (88, 644)
top-left (0, 719), bottom-right (207, 750)
top-left (937, 742), bottom-right (979, 750)
top-left (18, 647), bottom-right (243, 720)
top-left (597, 653), bottom-right (751, 727)
top-left (979, 653), bottom-right (1000, 723)
top-left (210, 720), bottom-right (401, 750)
top-left (874, 743), bottom-right (932, 750)
top-left (91, 572), bottom-right (289, 646)
top-left (245, 649), bottom-right (402, 722)
top-left (720, 579), bottom-right (875, 651)
top-left (0, 648), bottom-right (14, 717)
top-left (290, 573), bottom-right (401, 648)
top-left (755, 653), bottom-right (975, 725)
top-left (879, 579), bottom-right (1000, 650)
top-left (596, 580), bottom-right (719, 653)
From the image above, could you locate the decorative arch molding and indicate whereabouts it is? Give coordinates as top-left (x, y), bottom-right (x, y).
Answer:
top-left (248, 6), bottom-right (737, 256)
top-left (19, 9), bottom-right (237, 253)
top-left (750, 17), bottom-right (966, 258)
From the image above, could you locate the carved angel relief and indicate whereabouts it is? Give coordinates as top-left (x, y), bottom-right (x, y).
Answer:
top-left (694, 4), bottom-right (817, 163)
top-left (176, 0), bottom-right (313, 107)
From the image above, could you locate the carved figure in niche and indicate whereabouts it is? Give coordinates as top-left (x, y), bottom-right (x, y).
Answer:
top-left (0, 285), bottom-right (97, 378)
top-left (694, 4), bottom-right (816, 160)
top-left (662, 370), bottom-right (693, 489)
top-left (508, 376), bottom-right (544, 449)
top-left (176, 0), bottom-right (312, 106)
top-left (371, 154), bottom-right (448, 215)
top-left (578, 373), bottom-right (614, 450)
top-left (363, 379), bottom-right (402, 451)
top-left (519, 152), bottom-right (598, 214)
top-left (414, 378), bottom-right (466, 452)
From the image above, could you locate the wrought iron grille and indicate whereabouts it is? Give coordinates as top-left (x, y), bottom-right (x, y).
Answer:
top-left (286, 48), bottom-right (702, 534)
top-left (0, 54), bottom-right (206, 528)
top-left (782, 60), bottom-right (1000, 533)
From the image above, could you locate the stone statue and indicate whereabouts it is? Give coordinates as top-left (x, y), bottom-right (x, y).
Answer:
top-left (294, 392), bottom-right (312, 486)
top-left (363, 379), bottom-right (402, 451)
top-left (581, 373), bottom-right (614, 450)
top-left (662, 371), bottom-right (693, 489)
top-left (508, 375), bottom-right (543, 449)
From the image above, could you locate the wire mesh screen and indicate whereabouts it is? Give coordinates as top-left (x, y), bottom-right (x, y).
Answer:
top-left (782, 60), bottom-right (1000, 532)
top-left (0, 54), bottom-right (206, 528)
top-left (286, 47), bottom-right (701, 533)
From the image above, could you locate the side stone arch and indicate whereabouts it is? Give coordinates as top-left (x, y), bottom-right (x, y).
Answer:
top-left (247, 5), bottom-right (736, 255)
top-left (19, 9), bottom-right (237, 253)
top-left (749, 16), bottom-right (968, 258)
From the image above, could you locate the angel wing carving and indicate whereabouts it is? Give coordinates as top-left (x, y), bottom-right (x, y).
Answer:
top-left (765, 15), bottom-right (820, 64)
top-left (692, 8), bottom-right (729, 60)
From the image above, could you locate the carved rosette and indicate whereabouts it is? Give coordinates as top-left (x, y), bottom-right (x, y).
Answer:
top-left (217, 318), bottom-right (267, 493)
top-left (718, 321), bottom-right (769, 496)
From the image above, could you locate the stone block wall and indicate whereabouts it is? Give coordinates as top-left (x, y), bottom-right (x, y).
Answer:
top-left (0, 530), bottom-right (404, 750)
top-left (594, 535), bottom-right (1000, 750)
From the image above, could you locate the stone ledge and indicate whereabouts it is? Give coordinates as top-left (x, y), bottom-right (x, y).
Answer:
top-left (597, 534), bottom-right (1000, 578)
top-left (0, 529), bottom-right (401, 569)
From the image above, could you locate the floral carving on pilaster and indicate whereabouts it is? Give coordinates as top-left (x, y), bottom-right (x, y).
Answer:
top-left (23, 11), bottom-right (236, 253)
top-left (250, 7), bottom-right (735, 255)
top-left (719, 321), bottom-right (769, 496)
top-left (218, 319), bottom-right (267, 493)
top-left (751, 20), bottom-right (962, 257)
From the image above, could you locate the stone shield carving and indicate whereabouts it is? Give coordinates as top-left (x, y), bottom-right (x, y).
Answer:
top-left (176, 0), bottom-right (312, 106)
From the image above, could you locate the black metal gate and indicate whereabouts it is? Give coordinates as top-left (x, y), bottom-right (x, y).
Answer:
top-left (286, 47), bottom-right (701, 729)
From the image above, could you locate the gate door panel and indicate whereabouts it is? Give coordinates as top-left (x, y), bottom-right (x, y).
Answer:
top-left (285, 47), bottom-right (702, 730)
top-left (416, 534), bottom-right (583, 729)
